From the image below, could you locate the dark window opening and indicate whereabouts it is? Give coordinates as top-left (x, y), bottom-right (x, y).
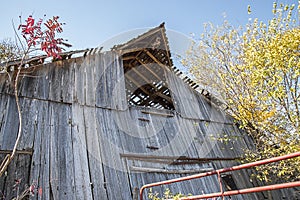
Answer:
top-left (221, 174), bottom-right (238, 191)
top-left (122, 49), bottom-right (175, 110)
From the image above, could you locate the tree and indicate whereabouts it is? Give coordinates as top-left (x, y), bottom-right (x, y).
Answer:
top-left (182, 2), bottom-right (300, 182)
top-left (0, 39), bottom-right (22, 64)
top-left (0, 15), bottom-right (71, 179)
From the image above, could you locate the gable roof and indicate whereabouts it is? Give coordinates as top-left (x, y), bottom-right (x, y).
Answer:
top-left (112, 23), bottom-right (223, 108)
top-left (112, 23), bottom-right (201, 90)
top-left (0, 23), bottom-right (222, 107)
top-left (111, 23), bottom-right (176, 109)
top-left (112, 22), bottom-right (173, 67)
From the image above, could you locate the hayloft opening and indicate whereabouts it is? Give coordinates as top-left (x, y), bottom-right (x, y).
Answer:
top-left (121, 49), bottom-right (175, 110)
top-left (114, 24), bottom-right (175, 110)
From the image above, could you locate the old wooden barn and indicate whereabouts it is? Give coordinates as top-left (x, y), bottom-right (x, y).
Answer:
top-left (0, 24), bottom-right (296, 199)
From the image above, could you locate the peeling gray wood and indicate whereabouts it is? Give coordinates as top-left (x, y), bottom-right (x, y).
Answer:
top-left (29, 100), bottom-right (51, 200)
top-left (0, 51), bottom-right (294, 200)
top-left (73, 57), bottom-right (86, 105)
top-left (166, 70), bottom-right (203, 119)
top-left (71, 104), bottom-right (93, 199)
top-left (95, 108), bottom-right (132, 199)
top-left (0, 95), bottom-right (19, 150)
top-left (2, 154), bottom-right (31, 199)
top-left (49, 103), bottom-right (76, 200)
top-left (83, 106), bottom-right (108, 199)
top-left (35, 64), bottom-right (51, 100)
top-left (95, 52), bottom-right (127, 110)
top-left (84, 55), bottom-right (96, 106)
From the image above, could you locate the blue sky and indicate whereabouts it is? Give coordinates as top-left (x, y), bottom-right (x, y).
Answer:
top-left (0, 0), bottom-right (297, 53)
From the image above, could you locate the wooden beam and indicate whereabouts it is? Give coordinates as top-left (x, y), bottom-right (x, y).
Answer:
top-left (144, 49), bottom-right (169, 69)
top-left (125, 158), bottom-right (210, 165)
top-left (120, 153), bottom-right (241, 162)
top-left (130, 166), bottom-right (214, 174)
top-left (127, 67), bottom-right (169, 103)
top-left (137, 95), bottom-right (171, 109)
top-left (0, 150), bottom-right (33, 155)
top-left (136, 86), bottom-right (173, 107)
top-left (122, 55), bottom-right (138, 61)
top-left (124, 73), bottom-right (152, 98)
top-left (125, 65), bottom-right (173, 105)
top-left (128, 64), bottom-right (155, 86)
top-left (159, 28), bottom-right (173, 66)
top-left (141, 110), bottom-right (174, 117)
top-left (124, 31), bottom-right (162, 67)
top-left (118, 48), bottom-right (141, 55)
top-left (135, 57), bottom-right (162, 81)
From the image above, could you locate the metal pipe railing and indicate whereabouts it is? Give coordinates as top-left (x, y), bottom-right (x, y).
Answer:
top-left (176, 181), bottom-right (300, 199)
top-left (139, 151), bottom-right (300, 200)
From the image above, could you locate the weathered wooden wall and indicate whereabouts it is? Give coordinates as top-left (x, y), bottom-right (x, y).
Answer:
top-left (0, 52), bottom-right (296, 199)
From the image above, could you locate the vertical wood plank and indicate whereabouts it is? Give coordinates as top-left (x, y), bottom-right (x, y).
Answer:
top-left (0, 95), bottom-right (19, 149)
top-left (95, 108), bottom-right (132, 199)
top-left (34, 65), bottom-right (51, 100)
top-left (49, 103), bottom-right (75, 200)
top-left (48, 63), bottom-right (62, 102)
top-left (73, 58), bottom-right (86, 105)
top-left (71, 103), bottom-right (93, 199)
top-left (83, 106), bottom-right (108, 199)
top-left (166, 70), bottom-right (203, 119)
top-left (95, 52), bottom-right (127, 110)
top-left (84, 55), bottom-right (96, 106)
top-left (60, 60), bottom-right (74, 103)
top-left (29, 100), bottom-right (51, 200)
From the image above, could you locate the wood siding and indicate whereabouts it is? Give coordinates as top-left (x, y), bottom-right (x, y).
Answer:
top-left (0, 52), bottom-right (294, 199)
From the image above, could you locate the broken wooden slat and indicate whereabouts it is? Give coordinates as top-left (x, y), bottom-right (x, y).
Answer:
top-left (129, 166), bottom-right (214, 174)
top-left (141, 110), bottom-right (174, 117)
top-left (120, 153), bottom-right (241, 162)
top-left (138, 117), bottom-right (150, 122)
top-left (146, 145), bottom-right (159, 150)
top-left (0, 150), bottom-right (33, 155)
top-left (121, 158), bottom-right (206, 165)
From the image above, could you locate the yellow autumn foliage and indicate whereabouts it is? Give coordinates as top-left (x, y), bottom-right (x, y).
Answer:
top-left (184, 2), bottom-right (300, 182)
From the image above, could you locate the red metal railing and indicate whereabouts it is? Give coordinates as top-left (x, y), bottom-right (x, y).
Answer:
top-left (139, 151), bottom-right (300, 200)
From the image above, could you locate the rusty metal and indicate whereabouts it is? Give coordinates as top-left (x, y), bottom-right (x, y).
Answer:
top-left (216, 171), bottom-right (224, 200)
top-left (177, 181), bottom-right (300, 199)
top-left (139, 151), bottom-right (300, 200)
